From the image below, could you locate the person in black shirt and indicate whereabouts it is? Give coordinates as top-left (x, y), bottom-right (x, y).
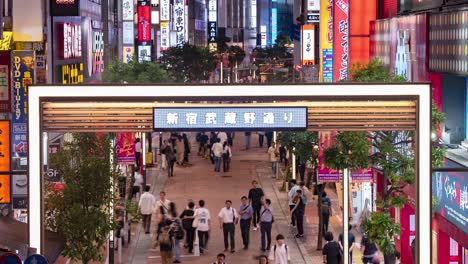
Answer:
top-left (180, 201), bottom-right (196, 253)
top-left (199, 132), bottom-right (209, 158)
top-left (339, 224), bottom-right (356, 262)
top-left (361, 235), bottom-right (378, 263)
top-left (322, 231), bottom-right (342, 264)
top-left (248, 180), bottom-right (264, 231)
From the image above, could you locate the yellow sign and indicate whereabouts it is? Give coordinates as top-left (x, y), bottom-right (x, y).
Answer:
top-left (319, 0), bottom-right (333, 82)
top-left (0, 175), bottom-right (10, 204)
top-left (61, 63), bottom-right (84, 84)
top-left (0, 32), bottom-right (13, 51)
top-left (0, 121), bottom-right (10, 172)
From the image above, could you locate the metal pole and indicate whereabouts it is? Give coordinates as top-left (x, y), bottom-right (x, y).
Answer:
top-left (343, 169), bottom-right (349, 264)
top-left (292, 148), bottom-right (296, 180)
top-left (220, 60), bottom-right (223, 84)
top-left (142, 133), bottom-right (147, 187)
top-left (108, 137), bottom-right (115, 264)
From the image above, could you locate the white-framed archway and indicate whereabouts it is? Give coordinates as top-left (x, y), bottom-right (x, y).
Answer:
top-left (28, 84), bottom-right (431, 263)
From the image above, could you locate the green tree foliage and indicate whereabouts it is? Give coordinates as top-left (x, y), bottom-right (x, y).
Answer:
top-left (102, 58), bottom-right (173, 83)
top-left (160, 43), bottom-right (217, 83)
top-left (323, 131), bottom-right (370, 171)
top-left (252, 36), bottom-right (294, 82)
top-left (276, 131), bottom-right (318, 164)
top-left (46, 133), bottom-right (118, 264)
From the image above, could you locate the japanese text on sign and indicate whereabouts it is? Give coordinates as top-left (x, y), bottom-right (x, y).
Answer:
top-left (173, 0), bottom-right (186, 46)
top-left (333, 0), bottom-right (349, 82)
top-left (154, 107), bottom-right (308, 131)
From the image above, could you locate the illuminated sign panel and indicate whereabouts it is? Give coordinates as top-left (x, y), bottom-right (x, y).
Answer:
top-left (0, 121), bottom-right (10, 172)
top-left (161, 22), bottom-right (170, 50)
top-left (302, 24), bottom-right (315, 65)
top-left (59, 63), bottom-right (84, 84)
top-left (123, 22), bottom-right (134, 45)
top-left (308, 0), bottom-right (320, 11)
top-left (208, 0), bottom-right (217, 44)
top-left (0, 175), bottom-right (11, 204)
top-left (58, 23), bottom-right (82, 60)
top-left (319, 0), bottom-right (333, 82)
top-left (51, 0), bottom-right (80, 16)
top-left (160, 0), bottom-right (170, 21)
top-left (272, 7), bottom-right (278, 44)
top-left (153, 107), bottom-right (308, 131)
top-left (173, 0), bottom-right (186, 46)
top-left (333, 0), bottom-right (349, 81)
top-left (138, 4), bottom-right (151, 42)
top-left (122, 0), bottom-right (134, 21)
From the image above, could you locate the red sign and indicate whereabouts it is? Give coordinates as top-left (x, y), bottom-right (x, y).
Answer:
top-left (333, 0), bottom-right (349, 82)
top-left (56, 0), bottom-right (75, 3)
top-left (138, 5), bottom-right (151, 42)
top-left (58, 23), bottom-right (82, 60)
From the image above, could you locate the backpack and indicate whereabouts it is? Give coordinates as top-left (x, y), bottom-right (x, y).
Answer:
top-left (274, 244), bottom-right (288, 256)
top-left (158, 226), bottom-right (172, 246)
top-left (321, 199), bottom-right (330, 215)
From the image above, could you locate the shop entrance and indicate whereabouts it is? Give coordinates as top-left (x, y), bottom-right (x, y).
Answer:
top-left (28, 84), bottom-right (431, 263)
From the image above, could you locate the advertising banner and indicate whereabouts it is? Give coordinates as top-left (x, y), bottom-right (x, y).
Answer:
top-left (12, 174), bottom-right (27, 196)
top-left (138, 4), bottom-right (151, 42)
top-left (433, 163), bottom-right (467, 233)
top-left (160, 0), bottom-right (170, 21)
top-left (51, 0), bottom-right (80, 16)
top-left (122, 0), bottom-right (134, 21)
top-left (123, 22), bottom-right (134, 45)
top-left (351, 168), bottom-right (373, 182)
top-left (57, 22), bottom-right (82, 60)
top-left (333, 0), bottom-right (349, 82)
top-left (308, 0), bottom-right (320, 12)
top-left (318, 131), bottom-right (342, 182)
top-left (117, 133), bottom-right (136, 163)
top-left (11, 51), bottom-right (34, 160)
top-left (138, 45), bottom-right (152, 62)
top-left (319, 0), bottom-right (333, 82)
top-left (0, 121), bottom-right (10, 172)
top-left (58, 63), bottom-right (84, 84)
top-left (272, 6), bottom-right (278, 44)
top-left (173, 0), bottom-right (186, 46)
top-left (161, 22), bottom-right (170, 50)
top-left (0, 51), bottom-right (10, 112)
top-left (0, 175), bottom-right (11, 204)
top-left (13, 0), bottom-right (44, 41)
top-left (123, 46), bottom-right (134, 63)
top-left (92, 31), bottom-right (104, 74)
top-left (302, 24), bottom-right (315, 66)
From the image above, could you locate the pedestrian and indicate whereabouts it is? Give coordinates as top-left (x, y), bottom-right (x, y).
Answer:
top-left (209, 132), bottom-right (218, 163)
top-left (268, 234), bottom-right (290, 264)
top-left (168, 202), bottom-right (184, 263)
top-left (138, 185), bottom-right (156, 234)
top-left (218, 200), bottom-right (238, 253)
top-left (183, 133), bottom-right (190, 163)
top-left (322, 231), bottom-right (342, 264)
top-left (239, 196), bottom-right (253, 249)
top-left (175, 135), bottom-right (185, 165)
top-left (321, 191), bottom-right (332, 233)
top-left (180, 201), bottom-right (196, 253)
top-left (195, 200), bottom-right (211, 254)
top-left (279, 144), bottom-right (286, 165)
top-left (211, 138), bottom-right (223, 172)
top-left (267, 143), bottom-right (279, 176)
top-left (259, 255), bottom-right (269, 264)
top-left (163, 142), bottom-right (176, 177)
top-left (248, 180), bottom-right (264, 231)
top-left (258, 131), bottom-right (265, 147)
top-left (288, 180), bottom-right (300, 227)
top-left (212, 253), bottom-right (227, 264)
top-left (132, 170), bottom-right (143, 199)
top-left (339, 224), bottom-right (356, 263)
top-left (199, 132), bottom-right (209, 158)
top-left (260, 198), bottom-right (274, 252)
top-left (245, 131), bottom-right (251, 150)
top-left (218, 131), bottom-right (228, 145)
top-left (135, 138), bottom-right (141, 168)
top-left (360, 234), bottom-right (378, 264)
top-left (299, 182), bottom-right (310, 204)
top-left (156, 191), bottom-right (171, 224)
top-left (158, 218), bottom-right (175, 264)
top-left (222, 142), bottom-right (232, 172)
top-left (290, 189), bottom-right (305, 238)
top-left (265, 131), bottom-right (273, 148)
top-left (160, 139), bottom-right (168, 170)
top-left (227, 132), bottom-right (234, 146)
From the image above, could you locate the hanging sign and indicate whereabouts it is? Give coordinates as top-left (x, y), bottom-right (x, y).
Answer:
top-left (319, 0), bottom-right (333, 82)
top-left (122, 0), bottom-right (134, 21)
top-left (58, 23), bottom-right (82, 60)
top-left (173, 0), bottom-right (186, 46)
top-left (117, 133), bottom-right (136, 163)
top-left (318, 131), bottom-right (342, 182)
top-left (333, 0), bottom-right (349, 82)
top-left (138, 4), bottom-right (151, 42)
top-left (0, 121), bottom-right (10, 172)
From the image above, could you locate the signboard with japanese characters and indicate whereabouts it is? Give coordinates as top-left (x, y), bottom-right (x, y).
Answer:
top-left (153, 107), bottom-right (308, 131)
top-left (123, 22), bottom-right (134, 45)
top-left (0, 51), bottom-right (10, 112)
top-left (333, 0), bottom-right (349, 82)
top-left (0, 121), bottom-right (10, 172)
top-left (173, 0), bottom-right (186, 46)
top-left (58, 23), bottom-right (82, 60)
top-left (122, 0), bottom-right (134, 21)
top-left (318, 131), bottom-right (342, 182)
top-left (92, 31), bottom-right (104, 74)
top-left (51, 0), bottom-right (80, 17)
top-left (308, 0), bottom-right (320, 12)
top-left (319, 0), bottom-right (333, 82)
top-left (302, 24), bottom-right (315, 65)
top-left (138, 3), bottom-right (151, 43)
top-left (161, 22), bottom-right (170, 50)
top-left (160, 0), bottom-right (170, 21)
top-left (208, 0), bottom-right (217, 45)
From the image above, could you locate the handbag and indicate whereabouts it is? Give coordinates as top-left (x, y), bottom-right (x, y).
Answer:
top-left (192, 215), bottom-right (199, 228)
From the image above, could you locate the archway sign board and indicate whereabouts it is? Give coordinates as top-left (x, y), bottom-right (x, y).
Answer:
top-left (28, 84), bottom-right (431, 264)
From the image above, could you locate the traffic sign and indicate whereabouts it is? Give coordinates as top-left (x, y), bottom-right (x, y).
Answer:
top-left (0, 253), bottom-right (21, 264)
top-left (25, 254), bottom-right (48, 264)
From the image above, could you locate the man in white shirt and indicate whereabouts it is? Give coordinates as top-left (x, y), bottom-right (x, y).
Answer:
top-left (211, 138), bottom-right (223, 172)
top-left (288, 180), bottom-right (300, 227)
top-left (132, 171), bottom-right (143, 199)
top-left (195, 200), bottom-right (211, 254)
top-left (138, 185), bottom-right (156, 234)
top-left (217, 131), bottom-right (228, 145)
top-left (155, 191), bottom-right (171, 223)
top-left (218, 200), bottom-right (238, 253)
top-left (269, 234), bottom-right (290, 264)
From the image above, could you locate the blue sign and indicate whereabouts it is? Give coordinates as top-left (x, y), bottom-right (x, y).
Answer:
top-left (271, 8), bottom-right (278, 44)
top-left (0, 253), bottom-right (21, 264)
top-left (322, 49), bottom-right (333, 82)
top-left (25, 254), bottom-right (48, 264)
top-left (153, 107), bottom-right (308, 131)
top-left (11, 51), bottom-right (34, 159)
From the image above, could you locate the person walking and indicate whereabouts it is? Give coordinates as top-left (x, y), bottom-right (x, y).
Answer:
top-left (258, 131), bottom-right (265, 147)
top-left (321, 191), bottom-right (332, 233)
top-left (239, 196), bottom-right (253, 249)
top-left (265, 131), bottom-right (273, 148)
top-left (132, 170), bottom-right (143, 199)
top-left (183, 133), bottom-right (190, 163)
top-left (211, 138), bottom-right (223, 172)
top-left (222, 142), bottom-right (232, 172)
top-left (322, 231), bottom-right (342, 264)
top-left (268, 234), bottom-right (290, 264)
top-left (267, 143), bottom-right (279, 176)
top-left (163, 142), bottom-right (176, 177)
top-left (138, 185), bottom-right (156, 234)
top-left (195, 200), bottom-right (211, 254)
top-left (260, 198), bottom-right (274, 252)
top-left (160, 139), bottom-right (168, 170)
top-left (156, 191), bottom-right (171, 224)
top-left (212, 253), bottom-right (227, 264)
top-left (248, 180), bottom-right (264, 231)
top-left (175, 135), bottom-right (185, 166)
top-left (245, 131), bottom-right (251, 150)
top-left (290, 189), bottom-right (306, 238)
top-left (339, 224), bottom-right (356, 263)
top-left (287, 180), bottom-right (300, 227)
top-left (361, 234), bottom-right (378, 264)
top-left (180, 201), bottom-right (196, 253)
top-left (168, 202), bottom-right (184, 263)
top-left (158, 219), bottom-right (175, 264)
top-left (135, 138), bottom-right (141, 168)
top-left (217, 131), bottom-right (228, 145)
top-left (209, 132), bottom-right (218, 163)
top-left (199, 132), bottom-right (209, 158)
top-left (218, 200), bottom-right (238, 253)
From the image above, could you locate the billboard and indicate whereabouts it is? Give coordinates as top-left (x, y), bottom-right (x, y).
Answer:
top-left (318, 131), bottom-right (342, 182)
top-left (208, 0), bottom-right (217, 44)
top-left (153, 107), bottom-right (308, 131)
top-left (11, 51), bottom-right (34, 161)
top-left (123, 22), bottom-right (135, 45)
top-left (0, 175), bottom-right (11, 204)
top-left (50, 0), bottom-right (80, 16)
top-left (122, 0), bottom-right (134, 21)
top-left (349, 0), bottom-right (375, 66)
top-left (117, 133), bottom-right (136, 163)
top-left (302, 24), bottom-right (315, 66)
top-left (161, 22), bottom-right (170, 50)
top-left (138, 4), bottom-right (151, 42)
top-left (173, 0), bottom-right (186, 46)
top-left (272, 1), bottom-right (278, 44)
top-left (123, 46), bottom-right (134, 63)
top-left (333, 0), bottom-right (349, 82)
top-left (13, 0), bottom-right (44, 41)
top-left (160, 0), bottom-right (170, 21)
top-left (57, 23), bottom-right (82, 60)
top-left (319, 0), bottom-right (333, 82)
top-left (0, 121), bottom-right (10, 172)
top-left (138, 45), bottom-right (152, 62)
top-left (0, 51), bottom-right (10, 112)
top-left (308, 0), bottom-right (320, 12)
